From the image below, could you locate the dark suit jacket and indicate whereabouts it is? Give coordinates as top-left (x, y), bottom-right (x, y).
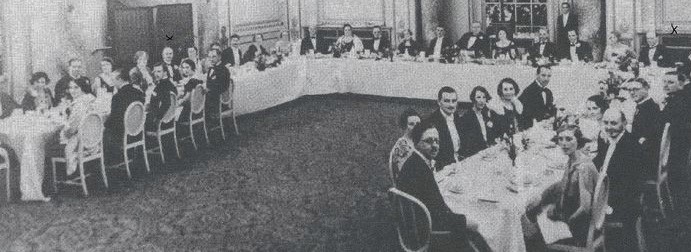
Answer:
top-left (518, 81), bottom-right (555, 129)
top-left (455, 32), bottom-right (489, 58)
top-left (397, 152), bottom-right (466, 230)
top-left (0, 92), bottom-right (19, 119)
top-left (398, 39), bottom-right (421, 56)
top-left (206, 62), bottom-right (231, 95)
top-left (148, 78), bottom-right (178, 121)
top-left (528, 42), bottom-right (557, 64)
top-left (632, 98), bottom-right (662, 179)
top-left (459, 108), bottom-right (498, 157)
top-left (159, 62), bottom-right (182, 82)
top-left (556, 13), bottom-right (578, 58)
top-left (661, 90), bottom-right (691, 175)
top-left (426, 37), bottom-right (453, 56)
top-left (54, 76), bottom-right (91, 103)
top-left (561, 40), bottom-right (593, 62)
top-left (243, 45), bottom-right (269, 63)
top-left (300, 37), bottom-right (328, 55)
top-left (593, 132), bottom-right (644, 221)
top-left (364, 37), bottom-right (390, 53)
top-left (425, 109), bottom-right (462, 169)
top-left (221, 47), bottom-right (244, 67)
top-left (639, 44), bottom-right (668, 67)
top-left (105, 84), bottom-right (145, 142)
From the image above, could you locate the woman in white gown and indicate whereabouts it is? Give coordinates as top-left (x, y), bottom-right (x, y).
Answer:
top-left (335, 24), bottom-right (364, 55)
top-left (602, 32), bottom-right (637, 69)
top-left (60, 79), bottom-right (96, 177)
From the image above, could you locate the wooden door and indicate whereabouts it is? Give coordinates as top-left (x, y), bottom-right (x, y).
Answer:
top-left (112, 7), bottom-right (154, 70)
top-left (154, 4), bottom-right (194, 64)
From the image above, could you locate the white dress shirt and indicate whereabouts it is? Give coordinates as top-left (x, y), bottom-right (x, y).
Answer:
top-left (442, 110), bottom-right (461, 161)
top-left (232, 47), bottom-right (241, 65)
top-left (600, 132), bottom-right (624, 177)
top-left (570, 44), bottom-right (579, 61)
top-left (433, 37), bottom-right (444, 57)
top-left (311, 38), bottom-right (317, 50)
top-left (373, 39), bottom-right (380, 52)
top-left (562, 13), bottom-right (569, 27)
top-left (474, 108), bottom-right (488, 142)
top-left (467, 36), bottom-right (477, 49)
top-left (539, 43), bottom-right (546, 55)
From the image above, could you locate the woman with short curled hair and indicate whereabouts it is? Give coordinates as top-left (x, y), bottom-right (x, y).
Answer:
top-left (488, 77), bottom-right (524, 137)
top-left (459, 86), bottom-right (500, 157)
top-left (22, 72), bottom-right (53, 112)
top-left (390, 108), bottom-right (421, 171)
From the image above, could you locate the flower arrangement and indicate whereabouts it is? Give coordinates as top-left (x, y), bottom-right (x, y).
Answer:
top-left (614, 49), bottom-right (638, 72)
top-left (254, 52), bottom-right (283, 71)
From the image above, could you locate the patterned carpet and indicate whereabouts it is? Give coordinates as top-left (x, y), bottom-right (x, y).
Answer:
top-left (0, 94), bottom-right (436, 251)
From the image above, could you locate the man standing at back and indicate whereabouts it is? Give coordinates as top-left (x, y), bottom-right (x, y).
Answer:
top-left (556, 2), bottom-right (578, 59)
top-left (424, 86), bottom-right (462, 169)
top-left (519, 65), bottom-right (555, 129)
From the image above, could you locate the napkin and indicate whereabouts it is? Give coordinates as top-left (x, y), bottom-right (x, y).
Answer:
top-left (537, 212), bottom-right (572, 244)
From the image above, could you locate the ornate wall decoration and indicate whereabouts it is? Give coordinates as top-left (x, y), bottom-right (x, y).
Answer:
top-left (230, 0), bottom-right (287, 35)
top-left (317, 0), bottom-right (385, 26)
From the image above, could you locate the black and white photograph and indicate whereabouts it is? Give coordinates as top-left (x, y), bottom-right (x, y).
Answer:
top-left (0, 0), bottom-right (690, 251)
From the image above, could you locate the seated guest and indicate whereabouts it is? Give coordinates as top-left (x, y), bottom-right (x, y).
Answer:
top-left (0, 90), bottom-right (19, 119)
top-left (146, 62), bottom-right (178, 131)
top-left (54, 58), bottom-right (91, 105)
top-left (159, 46), bottom-right (182, 83)
top-left (105, 68), bottom-right (146, 148)
top-left (492, 28), bottom-right (517, 60)
top-left (397, 29), bottom-right (420, 56)
top-left (274, 30), bottom-right (292, 55)
top-left (300, 26), bottom-right (328, 55)
top-left (243, 34), bottom-right (270, 63)
top-left (527, 28), bottom-right (557, 65)
top-left (639, 33), bottom-right (668, 67)
top-left (397, 122), bottom-right (477, 251)
top-left (427, 26), bottom-right (452, 59)
top-left (459, 86), bottom-right (499, 157)
top-left (561, 30), bottom-right (592, 63)
top-left (488, 78), bottom-right (524, 137)
top-left (182, 46), bottom-right (204, 76)
top-left (205, 49), bottom-right (230, 118)
top-left (525, 125), bottom-right (598, 247)
top-left (177, 59), bottom-right (205, 122)
top-left (391, 108), bottom-right (421, 171)
top-left (625, 78), bottom-right (662, 180)
top-left (134, 51), bottom-right (155, 88)
top-left (579, 95), bottom-right (608, 142)
top-left (424, 86), bottom-right (463, 169)
top-left (335, 24), bottom-right (364, 55)
top-left (364, 26), bottom-right (390, 55)
top-left (92, 57), bottom-right (118, 97)
top-left (592, 108), bottom-right (644, 252)
top-left (603, 32), bottom-right (638, 70)
top-left (519, 65), bottom-right (556, 129)
top-left (456, 22), bottom-right (489, 58)
top-left (221, 34), bottom-right (244, 67)
top-left (59, 79), bottom-right (96, 177)
top-left (21, 72), bottom-right (53, 112)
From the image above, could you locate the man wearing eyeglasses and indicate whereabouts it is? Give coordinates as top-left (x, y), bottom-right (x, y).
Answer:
top-left (425, 86), bottom-right (463, 169)
top-left (625, 78), bottom-right (662, 180)
top-left (397, 122), bottom-right (478, 251)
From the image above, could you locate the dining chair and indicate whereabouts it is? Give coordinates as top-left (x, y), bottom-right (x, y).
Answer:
top-left (210, 79), bottom-right (240, 140)
top-left (50, 113), bottom-right (108, 196)
top-left (109, 101), bottom-right (150, 178)
top-left (546, 176), bottom-right (609, 252)
top-left (146, 92), bottom-right (181, 163)
top-left (649, 123), bottom-right (674, 219)
top-left (388, 144), bottom-right (407, 188)
top-left (0, 147), bottom-right (11, 202)
top-left (389, 187), bottom-right (454, 252)
top-left (179, 85), bottom-right (209, 150)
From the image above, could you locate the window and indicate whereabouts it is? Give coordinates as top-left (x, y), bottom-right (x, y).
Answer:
top-left (484, 0), bottom-right (548, 39)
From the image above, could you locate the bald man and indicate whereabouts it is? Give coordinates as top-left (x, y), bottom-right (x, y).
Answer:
top-left (593, 108), bottom-right (644, 252)
top-left (159, 47), bottom-right (182, 82)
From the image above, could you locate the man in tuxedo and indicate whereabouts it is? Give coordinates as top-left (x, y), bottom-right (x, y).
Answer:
top-left (159, 47), bottom-right (182, 83)
top-left (221, 34), bottom-right (243, 67)
top-left (105, 68), bottom-right (146, 151)
top-left (205, 49), bottom-right (231, 118)
top-left (424, 86), bottom-right (462, 169)
top-left (364, 26), bottom-right (390, 55)
top-left (527, 28), bottom-right (557, 65)
top-left (300, 26), bottom-right (327, 55)
top-left (518, 65), bottom-right (555, 129)
top-left (397, 122), bottom-right (477, 251)
top-left (561, 30), bottom-right (592, 62)
top-left (146, 62), bottom-right (178, 131)
top-left (593, 108), bottom-right (644, 252)
top-left (625, 78), bottom-right (662, 180)
top-left (459, 86), bottom-right (497, 157)
top-left (556, 2), bottom-right (578, 59)
top-left (54, 58), bottom-right (91, 104)
top-left (639, 34), bottom-right (672, 67)
top-left (427, 26), bottom-right (453, 59)
top-left (455, 22), bottom-right (489, 58)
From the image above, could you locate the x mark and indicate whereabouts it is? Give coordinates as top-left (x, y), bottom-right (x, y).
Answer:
top-left (165, 34), bottom-right (173, 41)
top-left (671, 23), bottom-right (678, 35)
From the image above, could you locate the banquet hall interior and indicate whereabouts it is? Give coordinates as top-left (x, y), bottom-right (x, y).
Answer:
top-left (1, 0), bottom-right (691, 251)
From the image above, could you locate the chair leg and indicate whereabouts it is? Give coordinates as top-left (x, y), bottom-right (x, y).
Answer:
top-left (142, 144), bottom-right (151, 173)
top-left (219, 112), bottom-right (226, 141)
top-left (190, 122), bottom-right (198, 151)
top-left (202, 120), bottom-right (210, 146)
top-left (124, 148), bottom-right (132, 178)
top-left (5, 166), bottom-right (10, 202)
top-left (51, 159), bottom-right (58, 193)
top-left (100, 155), bottom-right (108, 188)
top-left (79, 161), bottom-right (88, 196)
top-left (173, 126), bottom-right (181, 159)
top-left (157, 132), bottom-right (165, 164)
top-left (232, 110), bottom-right (239, 135)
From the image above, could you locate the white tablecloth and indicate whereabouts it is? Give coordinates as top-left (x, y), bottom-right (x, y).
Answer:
top-left (233, 58), bottom-right (671, 116)
top-left (0, 115), bottom-right (63, 201)
top-left (437, 145), bottom-right (567, 252)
